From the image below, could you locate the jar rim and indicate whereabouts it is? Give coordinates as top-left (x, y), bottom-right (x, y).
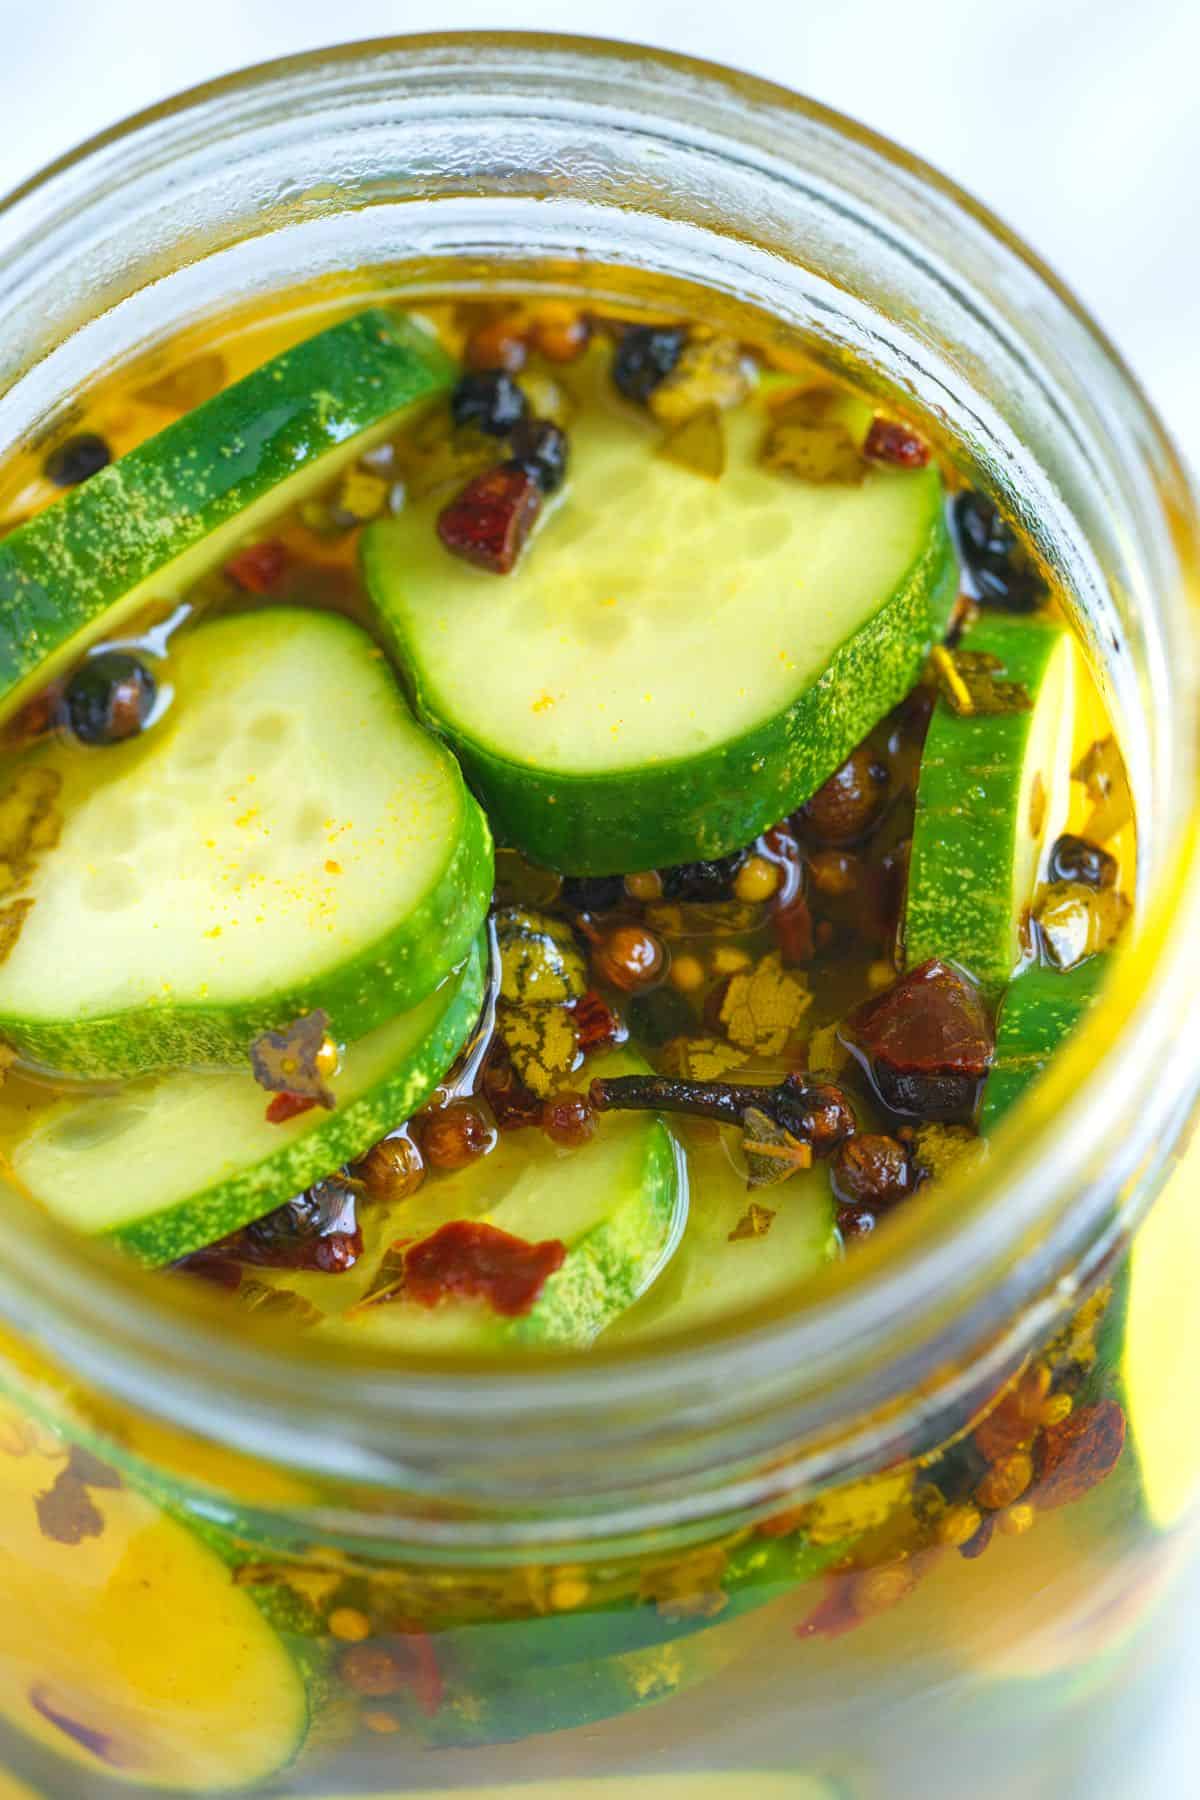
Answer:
top-left (0, 31), bottom-right (1197, 1526)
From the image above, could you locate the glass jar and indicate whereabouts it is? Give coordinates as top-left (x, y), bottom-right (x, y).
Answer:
top-left (0, 33), bottom-right (1198, 1800)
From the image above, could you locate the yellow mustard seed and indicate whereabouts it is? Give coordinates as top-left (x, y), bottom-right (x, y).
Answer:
top-left (315, 1036), bottom-right (340, 1080)
top-left (549, 1576), bottom-right (590, 1611)
top-left (733, 855), bottom-right (780, 903)
top-left (329, 1607), bottom-right (371, 1643)
top-left (936, 1505), bottom-right (983, 1549)
top-left (1039, 1394), bottom-right (1074, 1427)
top-left (867, 960), bottom-right (896, 992)
top-left (997, 1503), bottom-right (1036, 1538)
top-left (976, 1451), bottom-right (1034, 1513)
top-left (362, 1711), bottom-right (402, 1735)
top-left (712, 945), bottom-right (753, 976)
top-left (670, 954), bottom-right (706, 994)
top-left (625, 870), bottom-right (664, 901)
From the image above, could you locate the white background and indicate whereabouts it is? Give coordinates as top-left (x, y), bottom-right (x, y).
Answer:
top-left (2, 0), bottom-right (1198, 1792)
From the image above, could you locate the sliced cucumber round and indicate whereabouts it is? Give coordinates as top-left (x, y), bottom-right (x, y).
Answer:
top-left (8, 936), bottom-right (487, 1265)
top-left (0, 609), bottom-right (492, 1078)
top-left (0, 1393), bottom-right (308, 1792)
top-left (263, 1050), bottom-right (683, 1350)
top-left (0, 308), bottom-right (452, 718)
top-left (364, 351), bottom-right (954, 873)
top-left (905, 616), bottom-right (1076, 991)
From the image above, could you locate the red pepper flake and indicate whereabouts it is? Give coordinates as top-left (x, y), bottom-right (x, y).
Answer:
top-left (481, 1047), bottom-right (543, 1131)
top-left (863, 418), bottom-right (931, 470)
top-left (404, 1220), bottom-right (566, 1317)
top-left (265, 1091), bottom-right (319, 1125)
top-left (762, 825), bottom-right (813, 964)
top-left (437, 466), bottom-right (542, 575)
top-left (392, 1624), bottom-right (444, 1718)
top-left (773, 891), bottom-right (814, 966)
top-left (225, 539), bottom-right (288, 593)
top-left (1033, 1399), bottom-right (1126, 1510)
top-left (843, 958), bottom-right (993, 1122)
top-left (571, 988), bottom-right (626, 1054)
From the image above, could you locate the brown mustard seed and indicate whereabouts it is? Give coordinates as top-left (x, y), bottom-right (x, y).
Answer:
top-left (807, 849), bottom-right (860, 899)
top-left (625, 870), bottom-right (664, 901)
top-left (831, 1134), bottom-right (912, 1212)
top-left (329, 1607), bottom-right (372, 1643)
top-left (800, 748), bottom-right (888, 844)
top-left (976, 1450), bottom-right (1034, 1512)
top-left (541, 1092), bottom-right (596, 1148)
top-left (466, 312), bottom-right (530, 373)
top-left (339, 1643), bottom-right (407, 1696)
top-left (419, 1103), bottom-right (495, 1170)
top-left (354, 1133), bottom-right (425, 1202)
top-left (594, 923), bottom-right (665, 992)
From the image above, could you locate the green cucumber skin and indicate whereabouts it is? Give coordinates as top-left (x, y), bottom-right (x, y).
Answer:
top-left (0, 785), bottom-right (492, 1083)
top-left (904, 615), bottom-right (1066, 993)
top-left (369, 518), bottom-right (956, 875)
top-left (509, 1124), bottom-right (682, 1347)
top-left (980, 956), bottom-right (1110, 1132)
top-left (0, 309), bottom-right (454, 712)
top-left (111, 936), bottom-right (487, 1265)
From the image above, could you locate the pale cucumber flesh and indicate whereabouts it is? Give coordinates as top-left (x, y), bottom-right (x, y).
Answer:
top-left (0, 608), bottom-right (491, 1078)
top-left (9, 936), bottom-right (487, 1264)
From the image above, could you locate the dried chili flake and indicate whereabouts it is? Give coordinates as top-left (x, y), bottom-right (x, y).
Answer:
top-left (437, 465), bottom-right (541, 575)
top-left (225, 540), bottom-right (287, 593)
top-left (843, 958), bottom-right (993, 1122)
top-left (794, 1573), bottom-right (862, 1640)
top-left (571, 988), bottom-right (625, 1054)
top-left (250, 1010), bottom-right (336, 1109)
top-left (741, 1107), bottom-right (813, 1189)
top-left (863, 417), bottom-right (931, 469)
top-left (718, 951), bottom-right (811, 1056)
top-left (729, 1199), bottom-right (777, 1240)
top-left (265, 1091), bottom-right (319, 1126)
top-left (34, 1467), bottom-right (104, 1545)
top-left (403, 1221), bottom-right (567, 1317)
top-left (1033, 1399), bottom-right (1126, 1510)
top-left (773, 892), bottom-right (815, 966)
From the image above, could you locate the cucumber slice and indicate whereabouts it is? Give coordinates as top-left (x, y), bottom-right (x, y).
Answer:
top-left (0, 609), bottom-right (491, 1078)
top-left (8, 936), bottom-right (486, 1264)
top-left (608, 1127), bottom-right (837, 1343)
top-left (905, 617), bottom-right (1076, 991)
top-left (0, 308), bottom-right (452, 717)
top-left (265, 1051), bottom-right (683, 1349)
top-left (980, 957), bottom-right (1109, 1132)
top-left (0, 1394), bottom-right (308, 1792)
top-left (364, 351), bottom-right (954, 873)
